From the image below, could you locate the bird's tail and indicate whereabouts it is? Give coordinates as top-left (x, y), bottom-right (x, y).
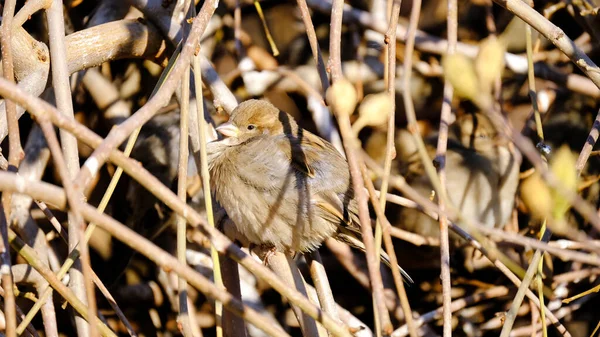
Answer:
top-left (336, 231), bottom-right (413, 284)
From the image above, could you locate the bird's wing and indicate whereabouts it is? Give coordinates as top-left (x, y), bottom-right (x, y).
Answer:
top-left (273, 129), bottom-right (343, 179)
top-left (313, 191), bottom-right (362, 234)
top-left (272, 129), bottom-right (360, 224)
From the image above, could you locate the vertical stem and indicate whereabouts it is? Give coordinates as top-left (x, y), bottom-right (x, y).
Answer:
top-left (379, 3), bottom-right (419, 336)
top-left (524, 11), bottom-right (548, 336)
top-left (177, 62), bottom-right (194, 337)
top-left (38, 120), bottom-right (97, 337)
top-left (337, 115), bottom-right (393, 334)
top-left (0, 203), bottom-right (16, 337)
top-left (46, 0), bottom-right (95, 335)
top-left (297, 0), bottom-right (330, 93)
top-left (437, 0), bottom-right (457, 334)
top-left (177, 3), bottom-right (194, 335)
top-left (329, 3), bottom-right (391, 332)
top-left (376, 0), bottom-right (402, 266)
top-left (329, 0), bottom-right (345, 82)
top-left (0, 1), bottom-right (19, 335)
top-left (1, 0), bottom-right (23, 170)
top-left (361, 165), bottom-right (417, 337)
top-left (220, 255), bottom-right (247, 337)
top-left (193, 48), bottom-right (224, 337)
top-left (526, 24), bottom-right (543, 141)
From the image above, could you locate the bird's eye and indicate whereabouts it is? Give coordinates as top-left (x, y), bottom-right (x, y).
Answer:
top-left (247, 125), bottom-right (256, 130)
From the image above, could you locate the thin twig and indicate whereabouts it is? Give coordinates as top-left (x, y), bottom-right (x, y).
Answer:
top-left (0, 2), bottom-right (19, 335)
top-left (500, 226), bottom-right (551, 337)
top-left (575, 107), bottom-right (600, 175)
top-left (177, 51), bottom-right (194, 337)
top-left (0, 202), bottom-right (16, 337)
top-left (8, 229), bottom-right (117, 337)
top-left (329, 2), bottom-right (392, 333)
top-left (46, 1), bottom-right (94, 335)
top-left (392, 286), bottom-right (511, 337)
top-left (373, 4), bottom-right (408, 333)
top-left (2, 0), bottom-right (23, 171)
top-left (193, 36), bottom-right (225, 337)
top-left (329, 0), bottom-right (345, 83)
top-left (494, 258), bottom-right (570, 336)
top-left (333, 98), bottom-right (393, 334)
top-left (437, 0), bottom-right (457, 332)
top-left (492, 0), bottom-right (600, 89)
top-left (37, 119), bottom-right (99, 337)
top-left (296, 0), bottom-right (330, 93)
top-left (361, 164), bottom-right (416, 336)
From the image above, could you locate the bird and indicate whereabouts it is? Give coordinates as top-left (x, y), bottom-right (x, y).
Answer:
top-left (207, 99), bottom-right (411, 281)
top-left (396, 113), bottom-right (521, 252)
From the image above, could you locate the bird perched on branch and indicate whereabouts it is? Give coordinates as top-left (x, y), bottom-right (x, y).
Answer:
top-left (207, 99), bottom-right (411, 281)
top-left (396, 113), bottom-right (521, 267)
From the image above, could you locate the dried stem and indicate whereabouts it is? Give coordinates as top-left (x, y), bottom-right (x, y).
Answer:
top-left (0, 202), bottom-right (16, 337)
top-left (328, 0), bottom-right (345, 83)
top-left (494, 255), bottom-right (570, 336)
top-left (334, 108), bottom-right (392, 334)
top-left (500, 227), bottom-right (551, 337)
top-left (266, 252), bottom-right (321, 337)
top-left (328, 0), bottom-right (391, 333)
top-left (2, 0), bottom-right (23, 170)
top-left (575, 107), bottom-right (600, 175)
top-left (307, 251), bottom-right (340, 325)
top-left (296, 0), bottom-right (330, 93)
top-left (37, 119), bottom-right (99, 337)
top-left (8, 229), bottom-right (116, 337)
top-left (361, 164), bottom-right (416, 336)
top-left (492, 0), bottom-right (600, 89)
top-left (437, 0), bottom-right (457, 332)
top-left (46, 0), bottom-right (96, 334)
top-left (0, 2), bottom-right (19, 335)
top-left (376, 0), bottom-right (402, 267)
top-left (193, 37), bottom-right (226, 337)
top-left (392, 286), bottom-right (510, 336)
top-left (177, 59), bottom-right (194, 337)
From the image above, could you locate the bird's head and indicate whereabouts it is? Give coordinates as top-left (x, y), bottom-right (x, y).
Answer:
top-left (457, 113), bottom-right (508, 153)
top-left (215, 100), bottom-right (291, 146)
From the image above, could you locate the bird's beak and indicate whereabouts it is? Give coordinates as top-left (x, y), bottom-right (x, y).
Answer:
top-left (216, 122), bottom-right (239, 138)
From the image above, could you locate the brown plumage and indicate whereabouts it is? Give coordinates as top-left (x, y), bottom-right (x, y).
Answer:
top-left (207, 99), bottom-right (411, 281)
top-left (397, 113), bottom-right (521, 245)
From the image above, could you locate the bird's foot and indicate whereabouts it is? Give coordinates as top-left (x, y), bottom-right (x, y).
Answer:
top-left (249, 244), bottom-right (278, 266)
top-left (263, 246), bottom-right (278, 266)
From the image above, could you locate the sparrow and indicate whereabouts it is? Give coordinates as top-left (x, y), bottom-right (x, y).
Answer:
top-left (396, 113), bottom-right (521, 245)
top-left (207, 99), bottom-right (411, 280)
